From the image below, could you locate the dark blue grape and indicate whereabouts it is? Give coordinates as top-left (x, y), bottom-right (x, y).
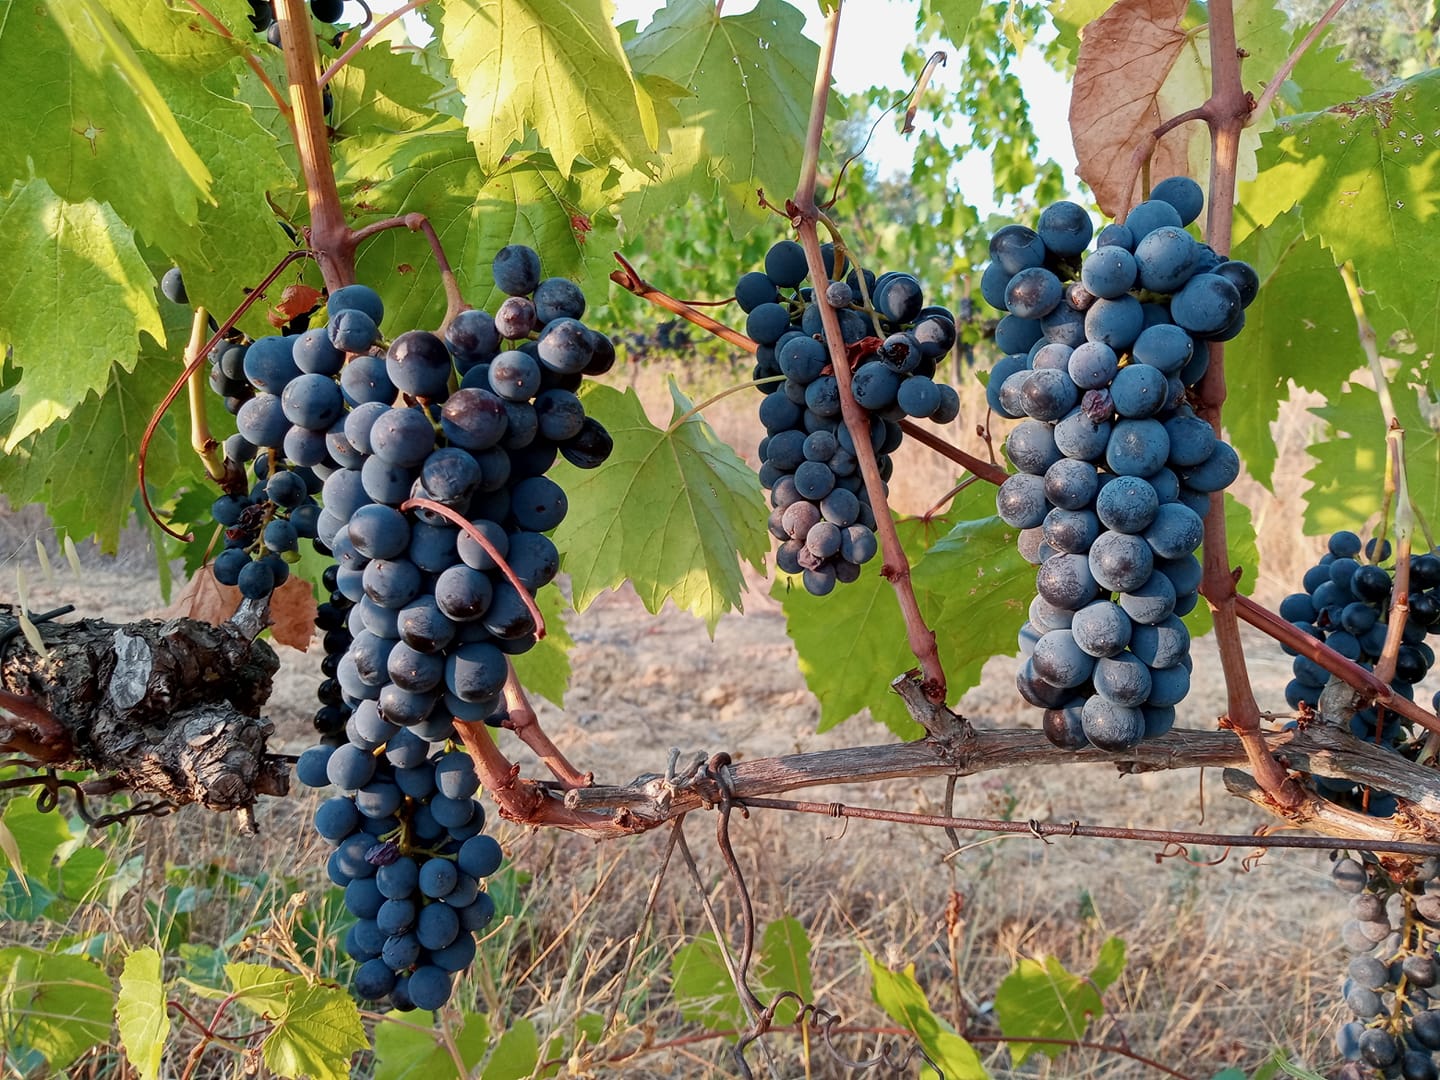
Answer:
top-left (1037, 201), bottom-right (1093, 256)
top-left (1080, 246), bottom-right (1136, 299)
top-left (1081, 696), bottom-right (1144, 750)
top-left (1149, 176), bottom-right (1203, 225)
top-left (387, 330), bottom-right (453, 398)
top-left (492, 245), bottom-right (542, 296)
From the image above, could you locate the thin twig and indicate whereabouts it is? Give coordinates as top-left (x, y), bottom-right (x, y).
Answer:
top-left (180, 0), bottom-right (292, 125)
top-left (399, 497), bottom-right (546, 637)
top-left (610, 253), bottom-right (759, 354)
top-left (319, 0), bottom-right (432, 86)
top-left (603, 820), bottom-right (682, 1034)
top-left (738, 796), bottom-right (1440, 857)
top-left (1250, 0), bottom-right (1351, 120)
top-left (350, 213), bottom-right (466, 327)
top-left (896, 419), bottom-right (1009, 486)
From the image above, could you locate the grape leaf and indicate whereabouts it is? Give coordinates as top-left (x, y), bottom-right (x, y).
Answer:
top-left (0, 180), bottom-right (164, 449)
top-left (1241, 69), bottom-right (1440, 364)
top-left (1068, 0), bottom-right (1192, 217)
top-left (437, 0), bottom-right (655, 176)
top-left (1050, 0), bottom-right (1113, 66)
top-left (117, 948), bottom-right (170, 1080)
top-left (993, 951), bottom-right (1107, 1064)
top-left (482, 1016), bottom-right (539, 1080)
top-left (550, 382), bottom-right (770, 633)
top-left (918, 0), bottom-right (984, 47)
top-left (510, 586), bottom-right (573, 707)
top-left (0, 948), bottom-right (112, 1072)
top-left (1283, 29), bottom-right (1373, 115)
top-left (336, 124), bottom-right (620, 333)
top-left (759, 917), bottom-right (813, 1026)
top-left (328, 37), bottom-right (451, 141)
top-left (621, 0), bottom-right (821, 231)
top-left (914, 490), bottom-right (1035, 703)
top-left (0, 797), bottom-right (71, 892)
top-left (373, 1011), bottom-right (490, 1080)
top-left (1303, 377), bottom-right (1440, 537)
top-left (867, 956), bottom-right (987, 1080)
top-left (0, 0), bottom-right (211, 255)
top-left (225, 964), bottom-right (367, 1080)
top-left (0, 330), bottom-right (190, 552)
top-left (1225, 210), bottom-right (1359, 488)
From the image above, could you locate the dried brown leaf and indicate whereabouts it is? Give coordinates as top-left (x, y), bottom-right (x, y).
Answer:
top-left (1069, 0), bottom-right (1194, 218)
top-left (268, 575), bottom-right (317, 652)
top-left (164, 565), bottom-right (242, 626)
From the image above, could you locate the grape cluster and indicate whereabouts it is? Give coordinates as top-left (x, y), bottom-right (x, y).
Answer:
top-left (743, 239), bottom-right (962, 596)
top-left (200, 246), bottom-right (614, 1009)
top-left (294, 739), bottom-right (504, 1011)
top-left (1332, 856), bottom-right (1440, 1078)
top-left (984, 177), bottom-right (1256, 752)
top-left (1281, 532), bottom-right (1440, 802)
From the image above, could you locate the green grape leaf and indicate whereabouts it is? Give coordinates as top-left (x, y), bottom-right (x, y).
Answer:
top-left (225, 964), bottom-right (366, 1080)
top-left (336, 124), bottom-right (619, 333)
top-left (914, 489), bottom-right (1035, 701)
top-left (1303, 377), bottom-right (1440, 537)
top-left (758, 917), bottom-right (813, 1026)
top-left (117, 948), bottom-right (170, 1080)
top-left (437, 0), bottom-right (655, 175)
top-left (0, 947), bottom-right (113, 1071)
top-left (622, 0), bottom-right (820, 231)
top-left (1242, 69), bottom-right (1440, 363)
top-left (0, 179), bottom-right (163, 449)
top-left (1090, 936), bottom-right (1127, 992)
top-left (867, 955), bottom-right (988, 1080)
top-left (775, 513), bottom-right (958, 739)
top-left (670, 934), bottom-right (746, 1030)
top-left (510, 588), bottom-right (573, 707)
top-left (1283, 31), bottom-right (1372, 115)
top-left (483, 1015), bottom-right (539, 1080)
top-left (0, 795), bottom-right (72, 891)
top-left (328, 37), bottom-right (451, 141)
top-left (550, 382), bottom-right (770, 633)
top-left (0, 0), bottom-right (210, 251)
top-left (993, 952), bottom-right (1104, 1064)
top-left (0, 331), bottom-right (190, 553)
top-left (1226, 210), bottom-right (1359, 488)
top-left (373, 1011), bottom-right (490, 1080)
top-left (919, 0), bottom-right (984, 47)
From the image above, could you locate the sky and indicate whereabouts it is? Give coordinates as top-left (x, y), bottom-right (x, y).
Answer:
top-left (355, 0), bottom-right (1078, 211)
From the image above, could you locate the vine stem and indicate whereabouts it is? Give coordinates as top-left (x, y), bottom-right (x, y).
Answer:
top-left (1341, 262), bottom-right (1414, 690)
top-left (351, 213), bottom-right (466, 327)
top-left (276, 0), bottom-right (354, 290)
top-left (498, 664), bottom-right (591, 790)
top-left (790, 0), bottom-right (948, 711)
top-left (895, 419), bottom-right (1009, 486)
top-left (318, 0), bottom-right (432, 86)
top-left (668, 376), bottom-right (786, 433)
top-left (1194, 0), bottom-right (1305, 810)
top-left (183, 308), bottom-right (226, 483)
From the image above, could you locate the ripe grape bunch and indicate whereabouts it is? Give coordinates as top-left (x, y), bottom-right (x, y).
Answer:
top-left (1281, 531), bottom-right (1440, 807)
top-left (1331, 855), bottom-right (1440, 1079)
top-left (985, 176), bottom-right (1256, 752)
top-left (741, 238), bottom-right (962, 596)
top-left (199, 245), bottom-right (615, 1010)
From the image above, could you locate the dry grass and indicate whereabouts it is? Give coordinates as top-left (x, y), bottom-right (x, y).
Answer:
top-left (0, 365), bottom-right (1374, 1079)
